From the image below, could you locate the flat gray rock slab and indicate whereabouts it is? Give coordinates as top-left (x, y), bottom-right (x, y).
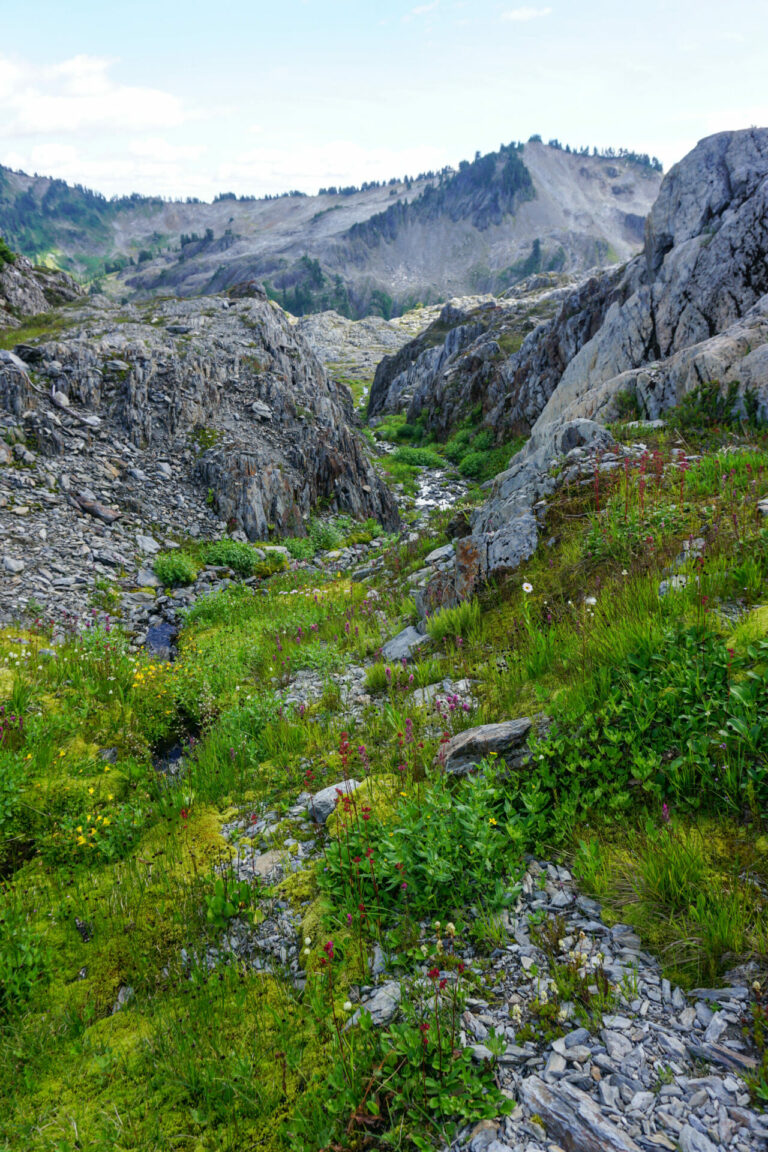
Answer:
top-left (520, 1075), bottom-right (641, 1152)
top-left (438, 717), bottom-right (534, 775)
top-left (381, 625), bottom-right (429, 662)
top-left (362, 981), bottom-right (401, 1026)
top-left (307, 778), bottom-right (361, 824)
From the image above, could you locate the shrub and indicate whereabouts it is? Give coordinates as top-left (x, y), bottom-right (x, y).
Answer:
top-left (285, 536), bottom-right (316, 561)
top-left (201, 539), bottom-right (263, 575)
top-left (0, 237), bottom-right (16, 266)
top-left (392, 446), bottom-right (443, 468)
top-left (444, 429), bottom-right (472, 463)
top-left (457, 451), bottom-right (485, 478)
top-left (0, 900), bottom-right (48, 1016)
top-left (317, 761), bottom-right (521, 922)
top-left (309, 519), bottom-right (343, 551)
top-left (154, 551), bottom-right (198, 587)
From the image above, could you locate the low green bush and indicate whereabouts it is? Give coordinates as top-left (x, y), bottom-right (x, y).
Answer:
top-left (317, 761), bottom-right (521, 923)
top-left (285, 536), bottom-right (316, 561)
top-left (200, 539), bottom-right (262, 575)
top-left (392, 445), bottom-right (443, 468)
top-left (153, 551), bottom-right (198, 586)
top-left (457, 451), bottom-right (485, 478)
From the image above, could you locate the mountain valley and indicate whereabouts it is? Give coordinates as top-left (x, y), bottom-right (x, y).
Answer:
top-left (0, 129), bottom-right (768, 1152)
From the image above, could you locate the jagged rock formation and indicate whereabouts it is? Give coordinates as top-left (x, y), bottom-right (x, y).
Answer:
top-left (0, 251), bottom-right (81, 327)
top-left (384, 129), bottom-right (768, 454)
top-left (0, 143), bottom-right (661, 318)
top-left (532, 128), bottom-right (768, 426)
top-left (0, 288), bottom-right (397, 625)
top-left (367, 276), bottom-right (578, 435)
top-left (418, 128), bottom-right (768, 606)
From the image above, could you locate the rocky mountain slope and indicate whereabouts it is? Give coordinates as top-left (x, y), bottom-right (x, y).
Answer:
top-left (366, 272), bottom-right (581, 435)
top-left (372, 129), bottom-right (768, 451)
top-left (372, 129), bottom-right (768, 606)
top-left (0, 142), bottom-right (661, 318)
top-left (0, 249), bottom-right (81, 328)
top-left (0, 285), bottom-right (396, 630)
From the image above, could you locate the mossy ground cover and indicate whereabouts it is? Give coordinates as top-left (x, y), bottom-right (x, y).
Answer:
top-left (3, 416), bottom-right (768, 1147)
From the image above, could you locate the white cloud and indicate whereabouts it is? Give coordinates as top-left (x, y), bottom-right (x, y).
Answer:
top-left (212, 140), bottom-right (451, 198)
top-left (501, 6), bottom-right (552, 21)
top-left (0, 53), bottom-right (186, 137)
top-left (406, 0), bottom-right (439, 19)
top-left (128, 137), bottom-right (204, 162)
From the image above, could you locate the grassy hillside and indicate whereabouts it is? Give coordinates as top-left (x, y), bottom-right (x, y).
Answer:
top-left (1, 398), bottom-right (767, 1149)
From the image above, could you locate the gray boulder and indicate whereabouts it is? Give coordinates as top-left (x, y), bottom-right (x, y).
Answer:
top-left (307, 779), bottom-right (361, 824)
top-left (437, 718), bottom-right (537, 775)
top-left (520, 1075), bottom-right (641, 1152)
top-left (359, 981), bottom-right (401, 1026)
top-left (381, 626), bottom-right (429, 662)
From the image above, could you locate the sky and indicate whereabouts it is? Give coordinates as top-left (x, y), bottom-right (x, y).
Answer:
top-left (0, 0), bottom-right (766, 202)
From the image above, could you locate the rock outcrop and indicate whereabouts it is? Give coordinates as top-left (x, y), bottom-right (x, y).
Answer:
top-left (533, 128), bottom-right (768, 426)
top-left (0, 252), bottom-right (81, 327)
top-left (0, 288), bottom-right (398, 625)
top-left (386, 129), bottom-right (768, 456)
top-left (418, 128), bottom-right (768, 605)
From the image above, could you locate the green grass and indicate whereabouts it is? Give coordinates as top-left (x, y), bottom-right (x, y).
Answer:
top-left (2, 415), bottom-right (768, 1146)
top-left (0, 310), bottom-right (76, 350)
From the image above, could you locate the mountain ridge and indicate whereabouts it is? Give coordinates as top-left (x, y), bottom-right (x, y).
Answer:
top-left (0, 141), bottom-right (661, 318)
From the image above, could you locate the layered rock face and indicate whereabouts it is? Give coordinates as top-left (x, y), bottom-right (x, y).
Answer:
top-left (384, 129), bottom-right (768, 452)
top-left (421, 128), bottom-right (768, 604)
top-left (367, 278), bottom-right (579, 436)
top-left (534, 127), bottom-right (768, 427)
top-left (0, 288), bottom-right (398, 623)
top-left (0, 252), bottom-right (81, 327)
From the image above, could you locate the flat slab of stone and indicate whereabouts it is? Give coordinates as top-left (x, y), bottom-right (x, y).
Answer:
top-left (307, 779), bottom-right (361, 824)
top-left (361, 981), bottom-right (401, 1026)
top-left (520, 1075), bottom-right (641, 1152)
top-left (424, 543), bottom-right (454, 565)
top-left (438, 718), bottom-right (535, 775)
top-left (381, 625), bottom-right (429, 662)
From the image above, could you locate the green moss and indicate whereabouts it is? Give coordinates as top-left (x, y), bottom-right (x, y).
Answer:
top-left (728, 604), bottom-right (768, 652)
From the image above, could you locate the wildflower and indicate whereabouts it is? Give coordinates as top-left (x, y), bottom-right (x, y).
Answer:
top-left (88, 787), bottom-right (94, 795)
top-left (488, 817), bottom-right (497, 826)
top-left (323, 940), bottom-right (335, 960)
top-left (343, 1001), bottom-right (353, 1011)
top-left (445, 922), bottom-right (456, 937)
top-left (304, 936), bottom-right (312, 946)
top-left (522, 582), bottom-right (533, 593)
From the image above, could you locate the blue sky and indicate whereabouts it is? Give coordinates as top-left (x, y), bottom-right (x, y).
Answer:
top-left (1, 0), bottom-right (766, 200)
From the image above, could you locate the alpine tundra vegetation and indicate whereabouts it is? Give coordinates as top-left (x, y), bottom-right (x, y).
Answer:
top-left (0, 129), bottom-right (768, 1152)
